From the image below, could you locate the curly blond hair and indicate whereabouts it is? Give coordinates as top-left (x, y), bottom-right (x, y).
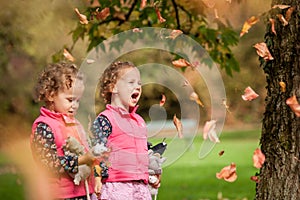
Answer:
top-left (99, 61), bottom-right (136, 103)
top-left (34, 62), bottom-right (83, 103)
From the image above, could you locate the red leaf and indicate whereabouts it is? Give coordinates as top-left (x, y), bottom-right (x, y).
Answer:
top-left (286, 95), bottom-right (300, 117)
top-left (172, 58), bottom-right (192, 68)
top-left (216, 163), bottom-right (237, 182)
top-left (96, 7), bottom-right (110, 20)
top-left (253, 148), bottom-right (265, 169)
top-left (241, 86), bottom-right (259, 101)
top-left (159, 94), bottom-right (166, 107)
top-left (155, 7), bottom-right (166, 23)
top-left (250, 175), bottom-right (260, 183)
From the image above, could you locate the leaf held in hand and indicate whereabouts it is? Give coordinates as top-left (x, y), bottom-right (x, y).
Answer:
top-left (241, 86), bottom-right (259, 101)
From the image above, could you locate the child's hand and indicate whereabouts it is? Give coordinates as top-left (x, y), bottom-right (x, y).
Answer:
top-left (78, 152), bottom-right (95, 166)
top-left (94, 177), bottom-right (102, 198)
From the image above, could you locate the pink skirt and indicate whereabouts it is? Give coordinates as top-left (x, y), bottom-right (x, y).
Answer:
top-left (99, 181), bottom-right (152, 200)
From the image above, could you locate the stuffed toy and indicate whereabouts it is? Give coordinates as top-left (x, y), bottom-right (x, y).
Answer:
top-left (64, 136), bottom-right (109, 200)
top-left (148, 149), bottom-right (167, 200)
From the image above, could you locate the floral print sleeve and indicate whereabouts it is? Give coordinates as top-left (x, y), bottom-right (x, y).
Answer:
top-left (90, 115), bottom-right (112, 178)
top-left (32, 122), bottom-right (79, 175)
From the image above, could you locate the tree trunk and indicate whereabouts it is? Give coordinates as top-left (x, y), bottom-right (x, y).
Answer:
top-left (256, 0), bottom-right (300, 199)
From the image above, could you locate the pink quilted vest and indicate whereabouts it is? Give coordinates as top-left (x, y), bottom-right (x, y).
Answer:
top-left (31, 107), bottom-right (94, 198)
top-left (100, 105), bottom-right (149, 183)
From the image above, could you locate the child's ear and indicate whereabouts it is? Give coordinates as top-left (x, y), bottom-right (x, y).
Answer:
top-left (46, 92), bottom-right (55, 101)
top-left (112, 86), bottom-right (118, 94)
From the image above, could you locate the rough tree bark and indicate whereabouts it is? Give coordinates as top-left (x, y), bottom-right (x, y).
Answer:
top-left (256, 0), bottom-right (300, 199)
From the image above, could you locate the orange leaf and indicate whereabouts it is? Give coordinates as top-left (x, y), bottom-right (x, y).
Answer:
top-left (159, 94), bottom-right (166, 107)
top-left (173, 114), bottom-right (183, 139)
top-left (277, 14), bottom-right (288, 26)
top-left (140, 0), bottom-right (147, 9)
top-left (269, 18), bottom-right (276, 35)
top-left (166, 30), bottom-right (183, 39)
top-left (74, 8), bottom-right (89, 25)
top-left (241, 86), bottom-right (259, 101)
top-left (285, 6), bottom-right (295, 22)
top-left (253, 42), bottom-right (274, 61)
top-left (286, 95), bottom-right (300, 117)
top-left (216, 163), bottom-right (237, 182)
top-left (155, 7), bottom-right (166, 23)
top-left (203, 120), bottom-right (220, 143)
top-left (240, 16), bottom-right (259, 37)
top-left (253, 148), bottom-right (265, 169)
top-left (63, 49), bottom-right (75, 62)
top-left (190, 92), bottom-right (204, 107)
top-left (172, 58), bottom-right (192, 68)
top-left (279, 81), bottom-right (286, 92)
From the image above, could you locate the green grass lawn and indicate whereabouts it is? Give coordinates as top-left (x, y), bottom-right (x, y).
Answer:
top-left (150, 130), bottom-right (261, 200)
top-left (0, 130), bottom-right (261, 200)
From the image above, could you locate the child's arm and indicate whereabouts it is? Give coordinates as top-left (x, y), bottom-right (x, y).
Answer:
top-left (32, 122), bottom-right (80, 175)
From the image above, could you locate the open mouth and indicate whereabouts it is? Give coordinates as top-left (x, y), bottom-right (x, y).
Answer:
top-left (131, 92), bottom-right (140, 100)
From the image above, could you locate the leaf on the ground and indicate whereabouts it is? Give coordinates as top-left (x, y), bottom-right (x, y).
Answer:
top-left (253, 148), bottom-right (265, 169)
top-left (63, 49), bottom-right (75, 62)
top-left (286, 95), bottom-right (300, 117)
top-left (74, 8), bottom-right (88, 25)
top-left (173, 114), bottom-right (183, 138)
top-left (190, 92), bottom-right (204, 107)
top-left (240, 16), bottom-right (259, 37)
top-left (216, 163), bottom-right (237, 182)
top-left (159, 94), bottom-right (166, 107)
top-left (241, 86), bottom-right (259, 101)
top-left (203, 120), bottom-right (220, 143)
top-left (253, 42), bottom-right (274, 61)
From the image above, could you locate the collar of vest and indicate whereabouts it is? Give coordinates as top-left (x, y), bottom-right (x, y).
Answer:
top-left (40, 106), bottom-right (79, 124)
top-left (106, 104), bottom-right (139, 116)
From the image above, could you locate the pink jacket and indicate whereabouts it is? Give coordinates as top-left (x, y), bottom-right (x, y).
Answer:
top-left (31, 107), bottom-right (94, 198)
top-left (100, 105), bottom-right (149, 183)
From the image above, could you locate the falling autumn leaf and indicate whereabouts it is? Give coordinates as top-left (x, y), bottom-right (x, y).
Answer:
top-left (269, 18), bottom-right (276, 35)
top-left (285, 6), bottom-right (295, 22)
top-left (155, 7), bottom-right (166, 23)
top-left (240, 16), bottom-right (259, 37)
top-left (166, 30), bottom-right (183, 39)
top-left (172, 58), bottom-right (192, 68)
top-left (95, 7), bottom-right (110, 20)
top-left (241, 86), bottom-right (259, 101)
top-left (272, 4), bottom-right (291, 9)
top-left (173, 114), bottom-right (183, 138)
top-left (218, 150), bottom-right (225, 156)
top-left (286, 95), bottom-right (300, 117)
top-left (279, 81), bottom-right (286, 92)
top-left (277, 14), bottom-right (288, 26)
top-left (63, 49), bottom-right (75, 62)
top-left (132, 28), bottom-right (143, 33)
top-left (160, 94), bottom-right (166, 107)
top-left (190, 92), bottom-right (204, 107)
top-left (253, 148), bottom-right (265, 169)
top-left (74, 8), bottom-right (89, 25)
top-left (216, 163), bottom-right (237, 182)
top-left (250, 175), bottom-right (260, 183)
top-left (203, 120), bottom-right (220, 143)
top-left (140, 0), bottom-right (147, 9)
top-left (222, 99), bottom-right (231, 113)
top-left (253, 42), bottom-right (274, 61)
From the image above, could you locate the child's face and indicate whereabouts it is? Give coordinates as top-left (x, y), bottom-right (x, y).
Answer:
top-left (50, 79), bottom-right (84, 117)
top-left (111, 67), bottom-right (142, 110)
